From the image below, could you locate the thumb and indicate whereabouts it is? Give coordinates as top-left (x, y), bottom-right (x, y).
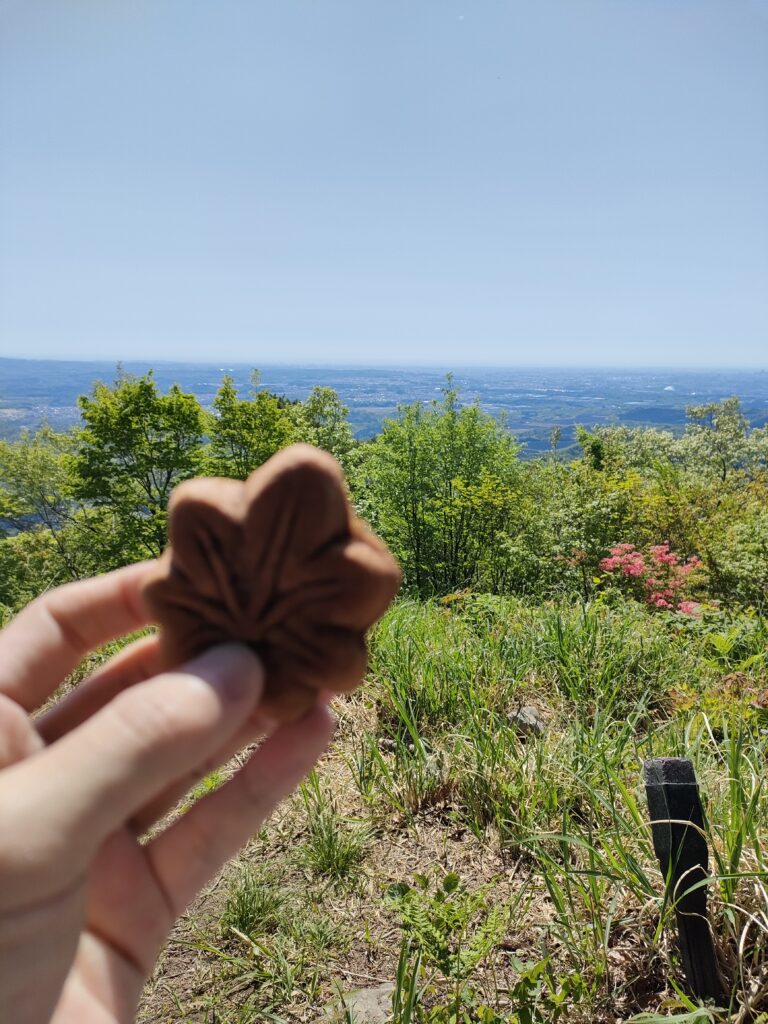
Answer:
top-left (0, 644), bottom-right (263, 905)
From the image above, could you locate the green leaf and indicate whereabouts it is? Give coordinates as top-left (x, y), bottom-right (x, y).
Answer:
top-left (442, 872), bottom-right (460, 893)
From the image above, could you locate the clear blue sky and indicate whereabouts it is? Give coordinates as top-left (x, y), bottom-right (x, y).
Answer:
top-left (1, 0), bottom-right (766, 367)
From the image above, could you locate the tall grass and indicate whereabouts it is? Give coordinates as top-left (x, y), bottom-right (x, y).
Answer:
top-left (297, 770), bottom-right (371, 884)
top-left (359, 596), bottom-right (768, 1021)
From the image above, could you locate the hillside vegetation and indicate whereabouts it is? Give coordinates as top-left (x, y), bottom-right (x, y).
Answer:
top-left (1, 370), bottom-right (768, 1022)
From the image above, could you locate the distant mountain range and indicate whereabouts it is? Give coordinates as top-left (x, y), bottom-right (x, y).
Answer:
top-left (1, 357), bottom-right (767, 456)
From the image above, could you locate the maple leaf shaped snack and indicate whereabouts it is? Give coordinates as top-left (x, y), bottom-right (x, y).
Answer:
top-left (141, 444), bottom-right (402, 723)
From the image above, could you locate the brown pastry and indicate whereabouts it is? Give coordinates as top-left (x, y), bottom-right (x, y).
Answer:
top-left (141, 444), bottom-right (401, 722)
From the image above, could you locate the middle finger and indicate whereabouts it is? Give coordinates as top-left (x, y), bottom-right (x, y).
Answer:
top-left (36, 634), bottom-right (164, 744)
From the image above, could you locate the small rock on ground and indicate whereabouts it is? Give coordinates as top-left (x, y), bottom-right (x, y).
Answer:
top-left (508, 704), bottom-right (547, 737)
top-left (326, 983), bottom-right (395, 1024)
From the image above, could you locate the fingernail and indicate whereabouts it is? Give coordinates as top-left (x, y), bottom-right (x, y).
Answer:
top-left (193, 644), bottom-right (263, 703)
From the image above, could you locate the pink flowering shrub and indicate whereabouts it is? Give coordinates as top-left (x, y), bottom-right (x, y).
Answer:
top-left (599, 542), bottom-right (703, 614)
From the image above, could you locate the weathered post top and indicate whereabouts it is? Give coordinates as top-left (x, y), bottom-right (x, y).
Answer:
top-left (643, 757), bottom-right (697, 787)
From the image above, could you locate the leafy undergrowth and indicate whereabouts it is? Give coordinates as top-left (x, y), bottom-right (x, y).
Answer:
top-left (135, 595), bottom-right (768, 1023)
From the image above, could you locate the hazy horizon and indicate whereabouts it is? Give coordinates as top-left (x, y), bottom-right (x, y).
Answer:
top-left (2, 354), bottom-right (768, 373)
top-left (3, 357), bottom-right (766, 456)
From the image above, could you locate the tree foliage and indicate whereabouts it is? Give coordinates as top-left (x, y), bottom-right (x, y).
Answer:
top-left (292, 386), bottom-right (355, 468)
top-left (355, 385), bottom-right (520, 595)
top-left (207, 373), bottom-right (295, 479)
top-left (1, 375), bottom-right (766, 614)
top-left (74, 372), bottom-right (206, 559)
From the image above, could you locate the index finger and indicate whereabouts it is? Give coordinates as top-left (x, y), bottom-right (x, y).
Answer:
top-left (0, 561), bottom-right (156, 712)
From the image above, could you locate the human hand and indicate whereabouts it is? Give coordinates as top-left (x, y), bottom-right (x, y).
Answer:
top-left (0, 562), bottom-right (335, 1023)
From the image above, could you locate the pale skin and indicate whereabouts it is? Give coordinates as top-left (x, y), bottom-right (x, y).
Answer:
top-left (0, 561), bottom-right (336, 1023)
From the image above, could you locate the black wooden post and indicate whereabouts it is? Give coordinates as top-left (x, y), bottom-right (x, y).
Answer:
top-left (643, 757), bottom-right (724, 1003)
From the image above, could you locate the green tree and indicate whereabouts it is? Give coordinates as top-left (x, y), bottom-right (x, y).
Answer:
top-left (74, 372), bottom-right (206, 560)
top-left (207, 373), bottom-right (295, 478)
top-left (292, 386), bottom-right (355, 468)
top-left (0, 528), bottom-right (68, 612)
top-left (681, 396), bottom-right (751, 482)
top-left (356, 383), bottom-right (520, 595)
top-left (707, 501), bottom-right (768, 608)
top-left (579, 424), bottom-right (678, 473)
top-left (0, 426), bottom-right (95, 581)
top-left (0, 426), bottom-right (75, 533)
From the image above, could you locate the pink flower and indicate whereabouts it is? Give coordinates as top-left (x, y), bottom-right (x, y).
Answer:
top-left (601, 540), bottom-right (703, 614)
top-left (650, 543), bottom-right (679, 566)
top-left (678, 601), bottom-right (701, 617)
